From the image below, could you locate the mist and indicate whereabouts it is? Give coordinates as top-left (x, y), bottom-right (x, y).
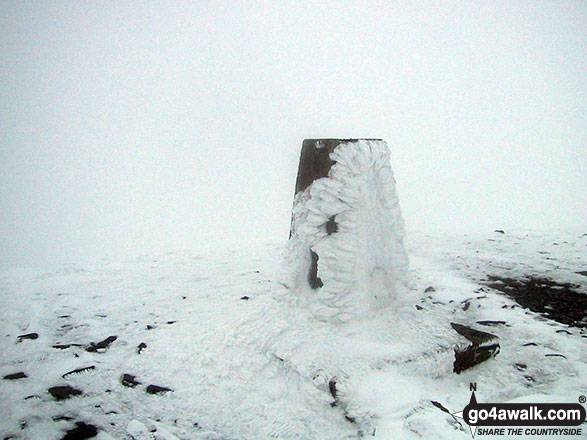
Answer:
top-left (1, 1), bottom-right (585, 268)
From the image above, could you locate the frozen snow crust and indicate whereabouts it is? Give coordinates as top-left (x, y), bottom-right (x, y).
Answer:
top-left (0, 232), bottom-right (586, 439)
top-left (284, 139), bottom-right (408, 323)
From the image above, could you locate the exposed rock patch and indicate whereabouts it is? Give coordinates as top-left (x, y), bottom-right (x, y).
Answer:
top-left (60, 422), bottom-right (98, 440)
top-left (48, 385), bottom-right (82, 401)
top-left (146, 384), bottom-right (173, 394)
top-left (4, 372), bottom-right (27, 380)
top-left (86, 336), bottom-right (117, 352)
top-left (17, 333), bottom-right (38, 342)
top-left (451, 323), bottom-right (500, 374)
top-left (121, 374), bottom-right (141, 388)
top-left (62, 366), bottom-right (95, 378)
top-left (485, 275), bottom-right (586, 328)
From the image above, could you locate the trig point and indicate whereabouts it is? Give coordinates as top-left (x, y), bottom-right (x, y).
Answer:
top-left (283, 139), bottom-right (408, 323)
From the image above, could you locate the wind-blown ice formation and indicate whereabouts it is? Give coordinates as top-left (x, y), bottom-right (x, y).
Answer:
top-left (283, 139), bottom-right (408, 322)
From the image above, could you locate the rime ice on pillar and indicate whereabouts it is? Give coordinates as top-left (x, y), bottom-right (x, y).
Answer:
top-left (284, 139), bottom-right (408, 323)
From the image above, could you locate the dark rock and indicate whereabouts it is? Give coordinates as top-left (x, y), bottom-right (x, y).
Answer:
top-left (52, 415), bottom-right (74, 422)
top-left (308, 250), bottom-right (323, 289)
top-left (61, 422), bottom-right (98, 440)
top-left (326, 216), bottom-right (338, 235)
top-left (494, 230), bottom-right (505, 234)
top-left (424, 286), bottom-right (435, 293)
top-left (523, 342), bottom-right (538, 346)
top-left (484, 275), bottom-right (586, 328)
top-left (121, 374), bottom-right (141, 388)
top-left (328, 379), bottom-right (337, 400)
top-left (545, 353), bottom-right (567, 359)
top-left (166, 321), bottom-right (176, 325)
top-left (240, 296), bottom-right (250, 300)
top-left (462, 302), bottom-right (470, 311)
top-left (344, 415), bottom-right (356, 424)
top-left (431, 400), bottom-right (451, 414)
top-left (48, 385), bottom-right (82, 400)
top-left (476, 320), bottom-right (507, 327)
top-left (454, 342), bottom-right (500, 374)
top-left (146, 325), bottom-right (156, 330)
top-left (556, 329), bottom-right (572, 335)
top-left (451, 323), bottom-right (498, 345)
top-left (62, 366), bottom-right (95, 378)
top-left (86, 336), bottom-right (117, 352)
top-left (4, 372), bottom-right (27, 380)
top-left (137, 342), bottom-right (147, 354)
top-left (415, 305), bottom-right (423, 311)
top-left (146, 384), bottom-right (173, 394)
top-left (576, 271), bottom-right (587, 277)
top-left (514, 363), bottom-right (527, 371)
top-left (25, 395), bottom-right (40, 400)
top-left (17, 333), bottom-right (38, 342)
top-left (451, 323), bottom-right (500, 374)
top-left (52, 344), bottom-right (82, 350)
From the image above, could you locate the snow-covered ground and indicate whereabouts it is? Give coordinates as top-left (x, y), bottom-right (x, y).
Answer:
top-left (1, 231), bottom-right (586, 439)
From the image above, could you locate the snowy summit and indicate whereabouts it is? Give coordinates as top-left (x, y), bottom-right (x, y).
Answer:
top-left (0, 140), bottom-right (586, 440)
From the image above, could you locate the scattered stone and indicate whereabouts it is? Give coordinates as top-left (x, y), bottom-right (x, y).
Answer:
top-left (454, 343), bottom-right (500, 374)
top-left (25, 395), bottom-right (40, 400)
top-left (485, 275), bottom-right (586, 328)
top-left (576, 271), bottom-right (587, 277)
top-left (48, 385), bottom-right (82, 401)
top-left (62, 366), bottom-right (95, 378)
top-left (137, 342), bottom-right (147, 354)
top-left (146, 384), bottom-right (173, 394)
top-left (52, 415), bottom-right (74, 422)
top-left (451, 323), bottom-right (498, 345)
top-left (121, 374), bottom-right (141, 388)
top-left (146, 325), bottom-right (156, 330)
top-left (451, 323), bottom-right (500, 374)
top-left (545, 353), bottom-right (567, 359)
top-left (424, 286), bottom-right (435, 293)
top-left (494, 230), bottom-right (505, 234)
top-left (476, 320), bottom-right (507, 327)
top-left (514, 363), bottom-right (527, 371)
top-left (344, 415), bottom-right (356, 424)
top-left (556, 329), bottom-right (572, 335)
top-left (86, 336), bottom-right (117, 352)
top-left (328, 379), bottom-right (337, 400)
top-left (523, 375), bottom-right (535, 383)
top-left (431, 401), bottom-right (464, 428)
top-left (167, 321), bottom-right (176, 325)
top-left (240, 296), bottom-right (250, 300)
top-left (415, 305), bottom-right (423, 311)
top-left (4, 372), bottom-right (27, 380)
top-left (523, 342), bottom-right (538, 346)
top-left (61, 422), bottom-right (98, 440)
top-left (17, 333), bottom-right (38, 342)
top-left (462, 302), bottom-right (470, 311)
top-left (52, 344), bottom-right (82, 350)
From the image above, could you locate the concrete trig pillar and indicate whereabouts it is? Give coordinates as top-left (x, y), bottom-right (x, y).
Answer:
top-left (283, 139), bottom-right (408, 323)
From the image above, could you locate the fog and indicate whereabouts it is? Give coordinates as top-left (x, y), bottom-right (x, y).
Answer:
top-left (1, 1), bottom-right (585, 268)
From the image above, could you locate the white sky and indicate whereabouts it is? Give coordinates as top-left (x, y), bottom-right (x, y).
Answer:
top-left (1, 1), bottom-right (586, 268)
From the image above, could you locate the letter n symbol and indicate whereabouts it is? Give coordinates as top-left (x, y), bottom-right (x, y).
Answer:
top-left (469, 383), bottom-right (477, 392)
